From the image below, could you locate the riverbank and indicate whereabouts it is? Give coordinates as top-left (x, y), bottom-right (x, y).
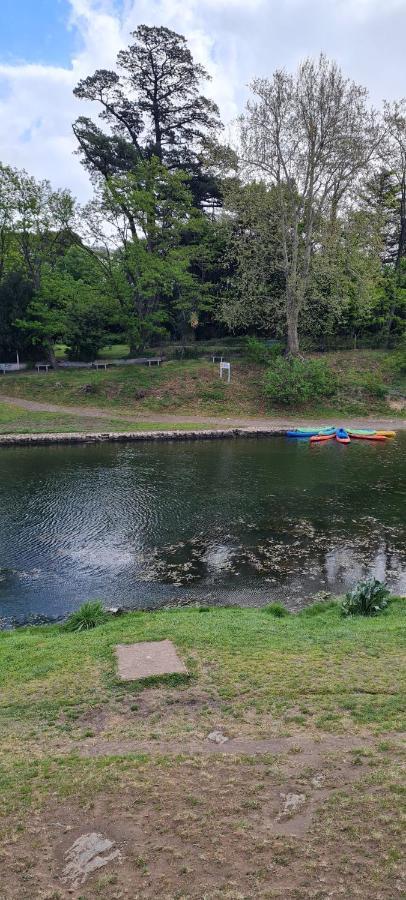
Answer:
top-left (0, 396), bottom-right (405, 445)
top-left (0, 602), bottom-right (404, 898)
top-left (0, 352), bottom-right (404, 426)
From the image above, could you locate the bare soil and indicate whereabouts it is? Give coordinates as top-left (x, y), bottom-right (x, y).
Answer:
top-left (1, 730), bottom-right (404, 899)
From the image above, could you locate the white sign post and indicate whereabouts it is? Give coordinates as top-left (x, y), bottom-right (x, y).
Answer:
top-left (220, 361), bottom-right (231, 383)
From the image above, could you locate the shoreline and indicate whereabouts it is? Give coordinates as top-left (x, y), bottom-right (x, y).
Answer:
top-left (0, 426), bottom-right (287, 446)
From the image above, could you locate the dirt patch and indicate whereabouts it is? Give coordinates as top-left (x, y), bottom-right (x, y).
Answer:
top-left (0, 741), bottom-right (404, 899)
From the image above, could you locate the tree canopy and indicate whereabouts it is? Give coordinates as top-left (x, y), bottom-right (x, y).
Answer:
top-left (0, 32), bottom-right (404, 364)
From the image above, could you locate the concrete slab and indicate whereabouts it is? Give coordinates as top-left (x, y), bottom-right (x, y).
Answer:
top-left (115, 640), bottom-right (187, 681)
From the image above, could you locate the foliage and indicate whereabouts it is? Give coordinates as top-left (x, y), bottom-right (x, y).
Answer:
top-left (244, 337), bottom-right (284, 364)
top-left (263, 602), bottom-right (290, 617)
top-left (63, 600), bottom-right (108, 632)
top-left (245, 337), bottom-right (271, 364)
top-left (239, 55), bottom-right (380, 354)
top-left (264, 357), bottom-right (338, 405)
top-left (0, 40), bottom-right (405, 366)
top-left (73, 24), bottom-right (222, 209)
top-left (219, 181), bottom-right (285, 336)
top-left (341, 579), bottom-right (391, 617)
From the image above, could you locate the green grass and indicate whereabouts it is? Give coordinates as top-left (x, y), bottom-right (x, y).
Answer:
top-left (0, 351), bottom-right (403, 423)
top-left (1, 600), bottom-right (404, 738)
top-left (0, 402), bottom-right (214, 435)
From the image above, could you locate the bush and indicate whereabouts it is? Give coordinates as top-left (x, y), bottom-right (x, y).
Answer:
top-left (265, 357), bottom-right (337, 405)
top-left (63, 600), bottom-right (108, 632)
top-left (341, 579), bottom-right (390, 617)
top-left (345, 370), bottom-right (388, 399)
top-left (388, 337), bottom-right (406, 377)
top-left (245, 337), bottom-right (284, 365)
top-left (245, 337), bottom-right (271, 365)
top-left (263, 602), bottom-right (290, 617)
top-left (268, 341), bottom-right (285, 360)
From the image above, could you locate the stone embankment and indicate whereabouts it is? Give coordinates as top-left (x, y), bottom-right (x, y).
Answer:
top-left (0, 427), bottom-right (286, 447)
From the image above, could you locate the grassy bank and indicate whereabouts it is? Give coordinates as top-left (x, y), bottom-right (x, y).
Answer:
top-left (0, 351), bottom-right (404, 423)
top-left (0, 602), bottom-right (404, 897)
top-left (0, 402), bottom-right (214, 435)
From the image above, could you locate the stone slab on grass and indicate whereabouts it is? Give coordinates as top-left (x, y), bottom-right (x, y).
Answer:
top-left (115, 640), bottom-right (187, 681)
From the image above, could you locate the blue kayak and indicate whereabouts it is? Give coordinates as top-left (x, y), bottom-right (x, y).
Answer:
top-left (335, 428), bottom-right (350, 444)
top-left (287, 426), bottom-right (335, 439)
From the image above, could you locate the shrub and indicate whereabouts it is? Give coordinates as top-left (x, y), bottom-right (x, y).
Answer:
top-left (345, 370), bottom-right (388, 399)
top-left (388, 337), bottom-right (406, 377)
top-left (265, 357), bottom-right (337, 405)
top-left (263, 602), bottom-right (290, 617)
top-left (341, 579), bottom-right (390, 617)
top-left (268, 341), bottom-right (285, 360)
top-left (245, 337), bottom-right (272, 365)
top-left (63, 600), bottom-right (108, 632)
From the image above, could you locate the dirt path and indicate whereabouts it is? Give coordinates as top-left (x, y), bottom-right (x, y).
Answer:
top-left (78, 731), bottom-right (405, 761)
top-left (1, 394), bottom-right (405, 430)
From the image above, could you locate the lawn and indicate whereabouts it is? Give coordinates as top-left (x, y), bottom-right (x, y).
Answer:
top-left (0, 402), bottom-right (213, 435)
top-left (0, 601), bottom-right (404, 897)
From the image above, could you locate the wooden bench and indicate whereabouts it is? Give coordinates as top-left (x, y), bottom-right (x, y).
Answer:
top-left (36, 363), bottom-right (50, 374)
top-left (134, 357), bottom-right (162, 367)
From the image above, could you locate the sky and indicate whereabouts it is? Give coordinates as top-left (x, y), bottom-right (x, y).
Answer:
top-left (0, 0), bottom-right (405, 201)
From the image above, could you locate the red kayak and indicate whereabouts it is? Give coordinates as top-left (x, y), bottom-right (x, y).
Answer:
top-left (310, 433), bottom-right (335, 443)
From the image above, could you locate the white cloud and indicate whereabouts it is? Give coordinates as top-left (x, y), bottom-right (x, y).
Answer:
top-left (0, 0), bottom-right (405, 200)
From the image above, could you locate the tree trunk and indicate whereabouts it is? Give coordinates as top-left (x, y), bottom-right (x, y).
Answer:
top-left (47, 344), bottom-right (58, 370)
top-left (286, 291), bottom-right (300, 356)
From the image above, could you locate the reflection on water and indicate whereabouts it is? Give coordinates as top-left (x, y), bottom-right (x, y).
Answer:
top-left (0, 435), bottom-right (405, 624)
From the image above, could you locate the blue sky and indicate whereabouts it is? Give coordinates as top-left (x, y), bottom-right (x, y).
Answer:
top-left (0, 0), bottom-right (77, 66)
top-left (0, 0), bottom-right (405, 201)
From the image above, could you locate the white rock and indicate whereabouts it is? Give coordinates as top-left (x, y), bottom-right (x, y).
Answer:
top-left (207, 730), bottom-right (229, 745)
top-left (62, 832), bottom-right (121, 886)
top-left (278, 792), bottom-right (306, 818)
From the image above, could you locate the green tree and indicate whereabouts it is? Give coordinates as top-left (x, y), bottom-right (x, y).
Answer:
top-left (73, 25), bottom-right (222, 209)
top-left (219, 180), bottom-right (285, 336)
top-left (239, 55), bottom-right (381, 354)
top-left (81, 157), bottom-right (215, 350)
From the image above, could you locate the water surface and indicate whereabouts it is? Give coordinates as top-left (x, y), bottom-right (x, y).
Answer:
top-left (0, 435), bottom-right (405, 624)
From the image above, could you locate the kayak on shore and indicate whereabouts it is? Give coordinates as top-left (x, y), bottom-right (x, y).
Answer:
top-left (289, 426), bottom-right (396, 445)
top-left (335, 428), bottom-right (351, 444)
top-left (348, 429), bottom-right (395, 438)
top-left (286, 426), bottom-right (336, 438)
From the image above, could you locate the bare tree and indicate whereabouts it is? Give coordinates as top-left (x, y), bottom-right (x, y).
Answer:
top-left (239, 55), bottom-right (381, 354)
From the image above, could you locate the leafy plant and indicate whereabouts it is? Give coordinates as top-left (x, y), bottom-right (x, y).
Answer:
top-left (63, 600), bottom-right (108, 632)
top-left (265, 357), bottom-right (337, 405)
top-left (245, 337), bottom-right (271, 365)
top-left (341, 579), bottom-right (390, 617)
top-left (263, 602), bottom-right (290, 618)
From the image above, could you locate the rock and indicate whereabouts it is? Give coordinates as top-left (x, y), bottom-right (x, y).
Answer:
top-left (311, 773), bottom-right (325, 789)
top-left (62, 832), bottom-right (121, 886)
top-left (278, 792), bottom-right (306, 819)
top-left (207, 730), bottom-right (229, 745)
